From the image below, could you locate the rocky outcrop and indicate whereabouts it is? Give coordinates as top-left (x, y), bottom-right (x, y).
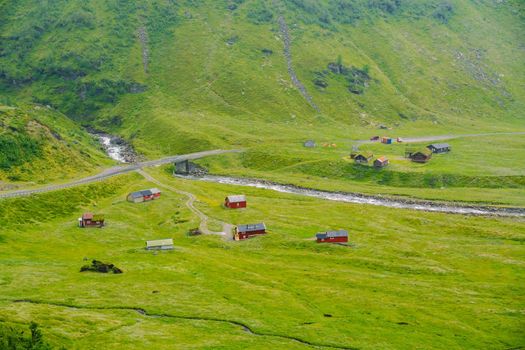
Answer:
top-left (276, 14), bottom-right (320, 113)
top-left (137, 26), bottom-right (150, 73)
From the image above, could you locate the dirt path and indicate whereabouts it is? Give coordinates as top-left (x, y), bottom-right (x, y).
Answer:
top-left (137, 169), bottom-right (233, 238)
top-left (0, 149), bottom-right (242, 199)
top-left (352, 131), bottom-right (525, 145)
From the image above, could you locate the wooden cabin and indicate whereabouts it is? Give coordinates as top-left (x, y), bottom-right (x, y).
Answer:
top-left (409, 149), bottom-right (432, 163)
top-left (234, 223), bottom-right (266, 240)
top-left (78, 213), bottom-right (105, 228)
top-left (427, 143), bottom-right (451, 154)
top-left (353, 152), bottom-right (373, 164)
top-left (316, 230), bottom-right (348, 243)
top-left (146, 238), bottom-right (174, 250)
top-left (374, 156), bottom-right (389, 168)
top-left (225, 195), bottom-right (247, 209)
top-left (127, 188), bottom-right (161, 203)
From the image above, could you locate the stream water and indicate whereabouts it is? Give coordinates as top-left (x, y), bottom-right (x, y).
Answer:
top-left (176, 174), bottom-right (525, 217)
top-left (92, 133), bottom-right (138, 163)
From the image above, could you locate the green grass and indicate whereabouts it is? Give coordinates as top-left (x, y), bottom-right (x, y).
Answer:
top-left (0, 168), bottom-right (523, 349)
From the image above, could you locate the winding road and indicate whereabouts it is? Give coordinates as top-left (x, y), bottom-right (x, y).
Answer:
top-left (0, 149), bottom-right (242, 199)
top-left (352, 131), bottom-right (525, 145)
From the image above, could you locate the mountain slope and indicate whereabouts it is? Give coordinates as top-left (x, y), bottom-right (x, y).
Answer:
top-left (0, 0), bottom-right (523, 157)
top-left (0, 104), bottom-right (109, 184)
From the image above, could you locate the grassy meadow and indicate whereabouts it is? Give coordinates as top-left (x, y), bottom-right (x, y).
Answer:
top-left (0, 167), bottom-right (523, 349)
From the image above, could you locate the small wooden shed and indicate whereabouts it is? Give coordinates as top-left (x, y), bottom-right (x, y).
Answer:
top-left (316, 230), bottom-right (348, 243)
top-left (234, 223), bottom-right (266, 240)
top-left (427, 143), bottom-right (451, 154)
top-left (78, 213), bottom-right (105, 228)
top-left (225, 195), bottom-right (247, 209)
top-left (410, 149), bottom-right (432, 163)
top-left (127, 188), bottom-right (161, 203)
top-left (374, 156), bottom-right (389, 168)
top-left (354, 152), bottom-right (373, 164)
top-left (146, 238), bottom-right (174, 250)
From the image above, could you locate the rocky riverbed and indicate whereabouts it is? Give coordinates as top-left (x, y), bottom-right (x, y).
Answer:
top-left (90, 131), bottom-right (140, 163)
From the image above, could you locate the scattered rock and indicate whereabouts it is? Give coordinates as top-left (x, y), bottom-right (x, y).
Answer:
top-left (80, 260), bottom-right (123, 274)
top-left (189, 228), bottom-right (202, 236)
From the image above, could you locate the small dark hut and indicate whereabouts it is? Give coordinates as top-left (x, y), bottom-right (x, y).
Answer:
top-left (353, 152), bottom-right (374, 164)
top-left (374, 156), bottom-right (389, 168)
top-left (409, 149), bottom-right (432, 163)
top-left (78, 213), bottom-right (105, 228)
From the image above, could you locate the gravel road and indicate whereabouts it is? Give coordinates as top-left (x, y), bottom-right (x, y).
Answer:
top-left (0, 149), bottom-right (242, 199)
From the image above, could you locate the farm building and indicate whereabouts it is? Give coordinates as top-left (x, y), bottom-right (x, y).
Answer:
top-left (78, 213), bottom-right (105, 228)
top-left (234, 223), bottom-right (266, 240)
top-left (225, 195), bottom-right (247, 209)
top-left (353, 152), bottom-right (373, 164)
top-left (381, 137), bottom-right (393, 144)
top-left (146, 238), bottom-right (174, 250)
top-left (316, 230), bottom-right (348, 243)
top-left (427, 143), bottom-right (451, 154)
top-left (374, 156), bottom-right (389, 168)
top-left (409, 149), bottom-right (432, 163)
top-left (303, 140), bottom-right (316, 148)
top-left (127, 188), bottom-right (161, 203)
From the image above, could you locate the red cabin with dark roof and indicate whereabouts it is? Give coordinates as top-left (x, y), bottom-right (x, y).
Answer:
top-left (234, 223), bottom-right (266, 240)
top-left (316, 230), bottom-right (348, 243)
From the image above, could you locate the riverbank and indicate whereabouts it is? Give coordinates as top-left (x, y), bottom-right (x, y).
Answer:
top-left (175, 174), bottom-right (525, 217)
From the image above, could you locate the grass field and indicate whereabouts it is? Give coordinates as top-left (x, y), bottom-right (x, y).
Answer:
top-left (0, 167), bottom-right (523, 349)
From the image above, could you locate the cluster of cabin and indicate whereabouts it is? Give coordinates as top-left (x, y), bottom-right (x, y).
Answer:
top-left (350, 152), bottom-right (389, 168)
top-left (127, 188), bottom-right (161, 203)
top-left (405, 143), bottom-right (451, 163)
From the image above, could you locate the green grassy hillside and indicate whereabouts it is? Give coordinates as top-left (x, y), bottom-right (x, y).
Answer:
top-left (0, 104), bottom-right (109, 185)
top-left (0, 168), bottom-right (523, 349)
top-left (1, 0), bottom-right (524, 155)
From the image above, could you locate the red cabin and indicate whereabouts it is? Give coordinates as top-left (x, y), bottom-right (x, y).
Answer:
top-left (316, 230), bottom-right (348, 243)
top-left (225, 195), bottom-right (247, 209)
top-left (234, 223), bottom-right (266, 240)
top-left (79, 213), bottom-right (105, 228)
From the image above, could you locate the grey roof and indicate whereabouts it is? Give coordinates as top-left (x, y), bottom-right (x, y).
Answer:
top-left (140, 189), bottom-right (153, 196)
top-left (130, 191), bottom-right (144, 198)
top-left (130, 188), bottom-right (158, 198)
top-left (226, 195), bottom-right (246, 203)
top-left (237, 223), bottom-right (266, 233)
top-left (427, 143), bottom-right (450, 149)
top-left (303, 140), bottom-right (316, 147)
top-left (316, 230), bottom-right (348, 239)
